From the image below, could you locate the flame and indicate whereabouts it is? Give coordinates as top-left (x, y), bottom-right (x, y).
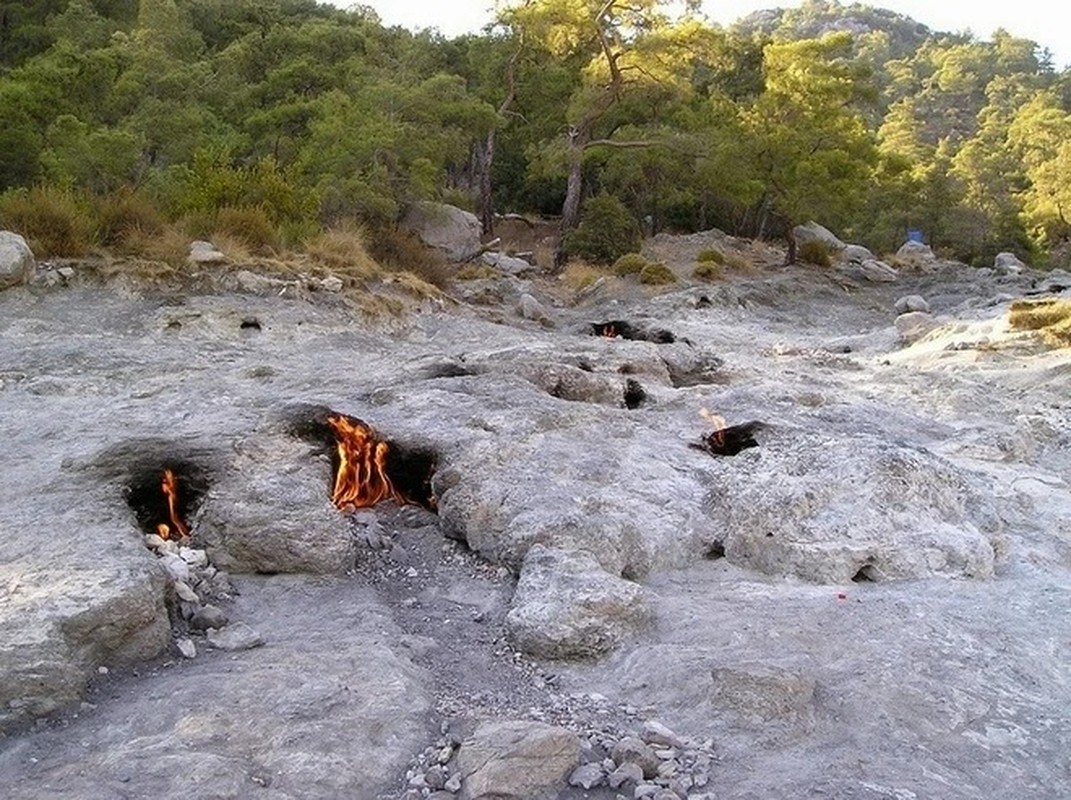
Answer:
top-left (700, 407), bottom-right (727, 449)
top-left (327, 414), bottom-right (403, 510)
top-left (603, 324), bottom-right (618, 338)
top-left (159, 469), bottom-right (190, 540)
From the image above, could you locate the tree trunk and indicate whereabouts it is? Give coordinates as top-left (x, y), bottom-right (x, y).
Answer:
top-left (555, 126), bottom-right (588, 269)
top-left (475, 130), bottom-right (496, 237)
top-left (784, 226), bottom-right (797, 265)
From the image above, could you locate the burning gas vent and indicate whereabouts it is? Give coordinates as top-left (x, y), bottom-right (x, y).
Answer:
top-left (591, 320), bottom-right (675, 344)
top-left (691, 410), bottom-right (764, 457)
top-left (291, 406), bottom-right (438, 511)
top-left (126, 462), bottom-right (209, 538)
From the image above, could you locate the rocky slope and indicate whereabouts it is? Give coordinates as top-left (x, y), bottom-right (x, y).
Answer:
top-left (0, 237), bottom-right (1068, 799)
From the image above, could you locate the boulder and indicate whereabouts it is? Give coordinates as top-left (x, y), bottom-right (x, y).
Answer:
top-left (854, 259), bottom-right (899, 283)
top-left (517, 293), bottom-right (553, 326)
top-left (894, 294), bottom-right (930, 314)
top-left (1033, 268), bottom-right (1070, 294)
top-left (994, 252), bottom-right (1027, 274)
top-left (482, 251), bottom-right (536, 277)
top-left (0, 231), bottom-right (35, 289)
top-left (793, 221), bottom-right (846, 251)
top-left (702, 431), bottom-right (999, 583)
top-left (895, 310), bottom-right (939, 344)
top-left (188, 240), bottom-right (228, 265)
top-left (896, 240), bottom-right (936, 263)
top-left (506, 545), bottom-right (652, 659)
top-left (458, 719), bottom-right (581, 800)
top-left (841, 243), bottom-right (875, 263)
top-left (197, 433), bottom-right (355, 574)
top-left (402, 201), bottom-right (481, 262)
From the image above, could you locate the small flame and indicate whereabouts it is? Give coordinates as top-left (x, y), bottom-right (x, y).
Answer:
top-left (328, 414), bottom-right (403, 510)
top-left (700, 407), bottom-right (727, 449)
top-left (159, 469), bottom-right (190, 540)
top-left (603, 324), bottom-right (618, 338)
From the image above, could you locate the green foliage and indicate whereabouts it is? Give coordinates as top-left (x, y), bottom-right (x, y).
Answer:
top-left (564, 194), bottom-right (641, 265)
top-left (213, 206), bottom-right (279, 253)
top-left (613, 252), bottom-right (650, 275)
top-left (639, 261), bottom-right (677, 285)
top-left (798, 239), bottom-right (833, 266)
top-left (696, 248), bottom-right (724, 264)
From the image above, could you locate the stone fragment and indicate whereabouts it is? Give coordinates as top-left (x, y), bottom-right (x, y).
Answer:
top-left (994, 251), bottom-right (1027, 273)
top-left (179, 547), bottom-right (208, 567)
top-left (457, 719), bottom-right (581, 800)
top-left (158, 553), bottom-right (190, 583)
top-left (611, 736), bottom-right (660, 779)
top-left (793, 221), bottom-right (845, 251)
top-left (894, 294), bottom-right (930, 314)
top-left (641, 720), bottom-right (685, 749)
top-left (176, 638), bottom-right (197, 658)
top-left (321, 276), bottom-right (344, 292)
top-left (896, 240), bottom-right (935, 263)
top-left (506, 546), bottom-right (651, 659)
top-left (189, 604), bottom-right (229, 631)
top-left (841, 243), bottom-right (874, 263)
top-left (483, 251), bottom-right (536, 277)
top-left (608, 761), bottom-right (644, 788)
top-left (518, 293), bottom-right (553, 325)
top-left (172, 580), bottom-right (199, 603)
top-left (424, 764), bottom-right (447, 790)
top-left (569, 762), bottom-right (605, 789)
top-left (401, 201), bottom-right (481, 262)
top-left (856, 259), bottom-right (899, 282)
top-left (206, 622), bottom-right (264, 651)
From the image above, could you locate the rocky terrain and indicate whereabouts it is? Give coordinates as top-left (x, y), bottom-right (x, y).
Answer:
top-left (0, 228), bottom-right (1069, 800)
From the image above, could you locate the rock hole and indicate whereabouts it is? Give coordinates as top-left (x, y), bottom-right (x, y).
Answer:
top-left (165, 320), bottom-right (182, 331)
top-left (705, 541), bottom-right (726, 560)
top-left (691, 421), bottom-right (764, 457)
top-left (240, 318), bottom-right (262, 331)
top-left (623, 379), bottom-right (646, 409)
top-left (591, 320), bottom-right (675, 344)
top-left (851, 564), bottom-right (879, 583)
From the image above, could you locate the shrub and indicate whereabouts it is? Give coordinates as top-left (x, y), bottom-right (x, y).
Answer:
top-left (563, 194), bottom-right (641, 265)
top-left (367, 227), bottom-right (452, 289)
top-left (798, 239), bottom-right (832, 267)
top-left (696, 248), bottom-right (724, 264)
top-left (639, 262), bottom-right (677, 285)
top-left (613, 252), bottom-right (649, 276)
top-left (0, 186), bottom-right (93, 257)
top-left (1009, 299), bottom-right (1071, 347)
top-left (94, 190), bottom-right (164, 248)
top-left (693, 262), bottom-right (722, 281)
top-left (212, 206), bottom-right (279, 254)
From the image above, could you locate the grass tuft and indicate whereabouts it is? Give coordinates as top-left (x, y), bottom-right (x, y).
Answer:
top-left (1009, 298), bottom-right (1071, 347)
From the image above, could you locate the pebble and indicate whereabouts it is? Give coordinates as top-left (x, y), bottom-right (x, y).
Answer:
top-left (158, 554), bottom-right (190, 582)
top-left (641, 720), bottom-right (685, 749)
top-left (176, 638), bottom-right (197, 659)
top-left (143, 534), bottom-right (166, 551)
top-left (634, 784), bottom-right (660, 799)
top-left (206, 622), bottom-right (264, 651)
top-left (444, 772), bottom-right (462, 793)
top-left (425, 764), bottom-right (447, 790)
top-left (179, 547), bottom-right (208, 567)
top-left (609, 762), bottom-right (644, 788)
top-left (612, 736), bottom-right (659, 779)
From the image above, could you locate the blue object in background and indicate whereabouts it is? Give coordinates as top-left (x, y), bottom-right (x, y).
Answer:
top-left (907, 228), bottom-right (924, 243)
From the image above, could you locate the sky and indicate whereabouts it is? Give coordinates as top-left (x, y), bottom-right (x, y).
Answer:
top-left (341, 0), bottom-right (1071, 69)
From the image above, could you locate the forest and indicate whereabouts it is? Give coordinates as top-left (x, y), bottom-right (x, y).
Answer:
top-left (0, 0), bottom-right (1069, 267)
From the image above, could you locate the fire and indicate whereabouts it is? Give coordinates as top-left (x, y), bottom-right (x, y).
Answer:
top-left (700, 407), bottom-right (727, 449)
top-left (327, 414), bottom-right (403, 510)
top-left (602, 324), bottom-right (618, 338)
top-left (158, 469), bottom-right (190, 540)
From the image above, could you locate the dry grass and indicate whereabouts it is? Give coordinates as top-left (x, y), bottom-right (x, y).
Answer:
top-left (118, 224), bottom-right (191, 267)
top-left (304, 224), bottom-right (382, 281)
top-left (1009, 298), bottom-right (1071, 347)
top-left (456, 264), bottom-right (499, 280)
top-left (213, 206), bottom-right (279, 254)
top-left (561, 261), bottom-right (609, 292)
top-left (384, 270), bottom-right (449, 303)
top-left (0, 187), bottom-right (93, 257)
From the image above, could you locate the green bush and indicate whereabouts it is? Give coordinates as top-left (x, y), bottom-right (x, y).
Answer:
top-left (613, 252), bottom-right (649, 276)
top-left (696, 248), bottom-right (724, 264)
top-left (563, 194), bottom-right (641, 265)
top-left (798, 239), bottom-right (832, 267)
top-left (693, 262), bottom-right (722, 281)
top-left (639, 261), bottom-right (677, 285)
top-left (93, 190), bottom-right (165, 248)
top-left (213, 205), bottom-right (280, 253)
